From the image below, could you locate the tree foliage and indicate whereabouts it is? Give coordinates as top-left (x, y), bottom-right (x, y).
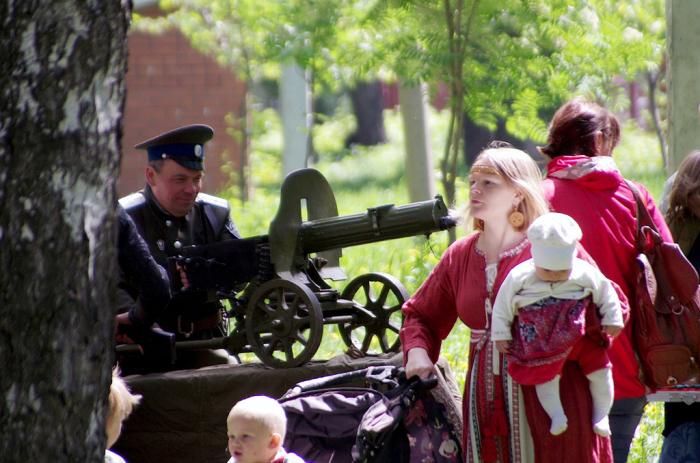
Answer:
top-left (139, 0), bottom-right (666, 203)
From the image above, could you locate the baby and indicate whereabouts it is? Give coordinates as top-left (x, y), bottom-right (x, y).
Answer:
top-left (105, 367), bottom-right (142, 463)
top-left (227, 395), bottom-right (305, 463)
top-left (491, 212), bottom-right (623, 437)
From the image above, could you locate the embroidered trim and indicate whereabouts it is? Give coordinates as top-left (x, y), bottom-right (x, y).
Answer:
top-left (499, 238), bottom-right (529, 259)
top-left (468, 354), bottom-right (481, 463)
top-left (471, 329), bottom-right (486, 344)
top-left (509, 347), bottom-right (574, 367)
top-left (507, 368), bottom-right (523, 463)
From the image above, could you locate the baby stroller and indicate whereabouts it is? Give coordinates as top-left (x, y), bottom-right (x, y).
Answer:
top-left (279, 363), bottom-right (463, 463)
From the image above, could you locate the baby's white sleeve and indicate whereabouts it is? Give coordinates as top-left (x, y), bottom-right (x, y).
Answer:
top-left (491, 274), bottom-right (519, 341)
top-left (590, 267), bottom-right (624, 327)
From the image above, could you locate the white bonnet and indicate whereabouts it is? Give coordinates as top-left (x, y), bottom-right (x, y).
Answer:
top-left (527, 212), bottom-right (582, 270)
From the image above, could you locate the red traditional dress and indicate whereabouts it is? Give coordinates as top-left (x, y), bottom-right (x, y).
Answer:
top-left (400, 233), bottom-right (613, 462)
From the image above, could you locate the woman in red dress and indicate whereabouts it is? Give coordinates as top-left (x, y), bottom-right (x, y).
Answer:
top-left (401, 146), bottom-right (615, 462)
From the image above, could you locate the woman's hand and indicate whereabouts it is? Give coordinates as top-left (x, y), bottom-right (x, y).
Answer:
top-left (405, 347), bottom-right (435, 379)
top-left (495, 340), bottom-right (511, 353)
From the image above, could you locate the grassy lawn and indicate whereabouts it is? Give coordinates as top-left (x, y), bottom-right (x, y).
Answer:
top-left (220, 108), bottom-right (669, 462)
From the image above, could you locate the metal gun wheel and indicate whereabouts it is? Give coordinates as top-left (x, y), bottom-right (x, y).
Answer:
top-left (245, 279), bottom-right (323, 368)
top-left (338, 272), bottom-right (409, 354)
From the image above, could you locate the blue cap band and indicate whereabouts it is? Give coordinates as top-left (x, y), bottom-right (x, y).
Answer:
top-left (147, 143), bottom-right (205, 162)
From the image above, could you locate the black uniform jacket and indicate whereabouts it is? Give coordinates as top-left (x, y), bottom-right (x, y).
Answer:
top-left (118, 186), bottom-right (240, 337)
top-left (117, 205), bottom-right (171, 327)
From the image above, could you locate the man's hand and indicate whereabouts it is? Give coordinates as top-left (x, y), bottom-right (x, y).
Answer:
top-left (115, 312), bottom-right (136, 344)
top-left (177, 263), bottom-right (190, 290)
top-left (495, 340), bottom-right (511, 354)
top-left (602, 325), bottom-right (622, 338)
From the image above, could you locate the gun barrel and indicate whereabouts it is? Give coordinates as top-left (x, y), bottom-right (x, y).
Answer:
top-left (300, 196), bottom-right (455, 254)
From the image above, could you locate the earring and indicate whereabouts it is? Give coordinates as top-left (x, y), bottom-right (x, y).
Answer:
top-left (508, 208), bottom-right (525, 229)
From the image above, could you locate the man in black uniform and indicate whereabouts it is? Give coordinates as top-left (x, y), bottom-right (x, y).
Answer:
top-left (118, 124), bottom-right (240, 370)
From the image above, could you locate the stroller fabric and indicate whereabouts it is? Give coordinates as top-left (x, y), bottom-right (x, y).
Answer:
top-left (283, 388), bottom-right (385, 463)
top-left (280, 361), bottom-right (462, 463)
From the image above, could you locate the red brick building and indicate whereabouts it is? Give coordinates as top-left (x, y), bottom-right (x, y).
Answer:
top-left (119, 0), bottom-right (245, 197)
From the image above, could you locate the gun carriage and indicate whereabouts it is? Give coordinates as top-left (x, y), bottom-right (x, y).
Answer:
top-left (123, 168), bottom-right (455, 368)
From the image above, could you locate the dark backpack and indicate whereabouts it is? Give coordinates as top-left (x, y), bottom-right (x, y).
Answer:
top-left (627, 181), bottom-right (700, 391)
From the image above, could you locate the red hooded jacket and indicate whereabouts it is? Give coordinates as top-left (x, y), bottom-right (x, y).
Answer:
top-left (543, 155), bottom-right (672, 399)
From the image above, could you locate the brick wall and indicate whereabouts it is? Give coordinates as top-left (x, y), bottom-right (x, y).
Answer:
top-left (119, 10), bottom-right (245, 198)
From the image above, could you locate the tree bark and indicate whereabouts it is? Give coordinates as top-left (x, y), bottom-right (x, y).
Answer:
top-left (345, 80), bottom-right (387, 147)
top-left (646, 69), bottom-right (668, 169)
top-left (399, 81), bottom-right (436, 202)
top-left (0, 1), bottom-right (129, 461)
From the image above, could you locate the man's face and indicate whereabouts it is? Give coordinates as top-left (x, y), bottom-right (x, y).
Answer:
top-left (227, 416), bottom-right (278, 463)
top-left (146, 160), bottom-right (203, 217)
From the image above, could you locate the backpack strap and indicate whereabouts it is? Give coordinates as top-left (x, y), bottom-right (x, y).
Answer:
top-left (625, 180), bottom-right (663, 251)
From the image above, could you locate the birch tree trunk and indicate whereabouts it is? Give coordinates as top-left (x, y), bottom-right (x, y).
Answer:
top-left (399, 81), bottom-right (436, 202)
top-left (0, 1), bottom-right (129, 461)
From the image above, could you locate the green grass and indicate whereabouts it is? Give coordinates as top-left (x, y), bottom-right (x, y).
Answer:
top-left (218, 108), bottom-right (669, 462)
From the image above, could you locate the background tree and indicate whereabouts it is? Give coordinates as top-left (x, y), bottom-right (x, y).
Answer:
top-left (0, 1), bottom-right (129, 460)
top-left (147, 0), bottom-right (358, 200)
top-left (148, 0), bottom-right (667, 213)
top-left (358, 0), bottom-right (665, 230)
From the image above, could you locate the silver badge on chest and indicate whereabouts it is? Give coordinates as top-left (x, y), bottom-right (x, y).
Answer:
top-left (156, 239), bottom-right (165, 251)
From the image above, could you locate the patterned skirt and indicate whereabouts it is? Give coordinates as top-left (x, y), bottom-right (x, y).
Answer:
top-left (507, 297), bottom-right (589, 385)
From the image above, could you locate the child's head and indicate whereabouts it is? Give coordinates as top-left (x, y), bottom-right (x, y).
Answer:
top-left (106, 367), bottom-right (142, 449)
top-left (527, 212), bottom-right (582, 282)
top-left (667, 150), bottom-right (700, 225)
top-left (226, 395), bottom-right (287, 463)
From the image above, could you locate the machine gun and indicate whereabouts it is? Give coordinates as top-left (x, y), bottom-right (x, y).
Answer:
top-left (171, 168), bottom-right (456, 368)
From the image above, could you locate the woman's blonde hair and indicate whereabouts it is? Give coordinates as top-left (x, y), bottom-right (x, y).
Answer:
top-left (666, 150), bottom-right (700, 226)
top-left (464, 147), bottom-right (549, 231)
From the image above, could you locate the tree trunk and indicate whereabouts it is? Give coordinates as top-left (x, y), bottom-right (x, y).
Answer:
top-left (345, 80), bottom-right (387, 147)
top-left (0, 2), bottom-right (129, 461)
top-left (646, 70), bottom-right (668, 169)
top-left (280, 63), bottom-right (312, 175)
top-left (399, 81), bottom-right (436, 202)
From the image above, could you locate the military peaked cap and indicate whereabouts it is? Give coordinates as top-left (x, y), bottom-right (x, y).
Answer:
top-left (134, 124), bottom-right (214, 171)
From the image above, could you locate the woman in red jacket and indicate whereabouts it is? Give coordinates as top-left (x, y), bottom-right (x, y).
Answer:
top-left (402, 145), bottom-right (616, 462)
top-left (540, 98), bottom-right (672, 463)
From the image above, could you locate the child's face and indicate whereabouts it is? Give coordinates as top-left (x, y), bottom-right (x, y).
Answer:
top-left (227, 416), bottom-right (279, 463)
top-left (535, 266), bottom-right (571, 282)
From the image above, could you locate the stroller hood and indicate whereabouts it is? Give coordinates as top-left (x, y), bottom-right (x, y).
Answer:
top-left (282, 388), bottom-right (386, 463)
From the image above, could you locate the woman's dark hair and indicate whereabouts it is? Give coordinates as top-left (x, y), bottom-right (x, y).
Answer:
top-left (539, 98), bottom-right (620, 158)
top-left (666, 150), bottom-right (700, 225)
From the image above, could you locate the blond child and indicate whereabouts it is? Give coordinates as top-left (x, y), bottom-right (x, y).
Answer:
top-left (226, 396), bottom-right (305, 463)
top-left (491, 213), bottom-right (624, 437)
top-left (105, 367), bottom-right (142, 463)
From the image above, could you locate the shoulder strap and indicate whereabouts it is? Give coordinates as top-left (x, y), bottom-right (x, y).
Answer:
top-left (196, 194), bottom-right (231, 239)
top-left (625, 180), bottom-right (662, 250)
top-left (118, 191), bottom-right (146, 211)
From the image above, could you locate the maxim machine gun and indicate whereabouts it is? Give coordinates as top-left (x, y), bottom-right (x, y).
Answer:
top-left (170, 168), bottom-right (456, 368)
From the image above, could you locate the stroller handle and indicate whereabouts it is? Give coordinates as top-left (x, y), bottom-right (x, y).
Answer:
top-left (282, 365), bottom-right (398, 398)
